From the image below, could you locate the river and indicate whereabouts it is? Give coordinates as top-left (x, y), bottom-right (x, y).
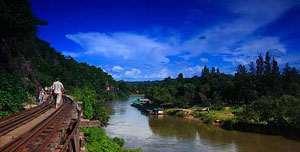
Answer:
top-left (105, 97), bottom-right (300, 152)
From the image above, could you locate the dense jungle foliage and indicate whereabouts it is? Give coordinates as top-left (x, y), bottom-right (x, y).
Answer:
top-left (145, 52), bottom-right (300, 131)
top-left (0, 0), bottom-right (135, 151)
top-left (0, 0), bottom-right (130, 119)
top-left (127, 81), bottom-right (161, 94)
top-left (0, 72), bottom-right (27, 118)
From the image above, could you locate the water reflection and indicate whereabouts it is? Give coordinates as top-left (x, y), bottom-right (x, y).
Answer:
top-left (105, 97), bottom-right (300, 152)
top-left (196, 125), bottom-right (300, 152)
top-left (148, 115), bottom-right (199, 140)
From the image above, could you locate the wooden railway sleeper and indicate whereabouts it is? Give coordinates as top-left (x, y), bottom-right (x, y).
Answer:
top-left (0, 101), bottom-right (68, 152)
top-left (0, 96), bottom-right (79, 152)
top-left (34, 103), bottom-right (73, 151)
top-left (0, 105), bottom-right (53, 136)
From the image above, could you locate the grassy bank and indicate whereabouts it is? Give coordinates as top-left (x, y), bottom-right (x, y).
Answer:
top-left (164, 107), bottom-right (235, 124)
top-left (164, 105), bottom-right (300, 139)
top-left (193, 108), bottom-right (235, 124)
top-left (130, 94), bottom-right (145, 97)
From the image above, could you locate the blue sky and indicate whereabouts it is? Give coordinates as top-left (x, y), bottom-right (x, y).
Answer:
top-left (29, 0), bottom-right (300, 81)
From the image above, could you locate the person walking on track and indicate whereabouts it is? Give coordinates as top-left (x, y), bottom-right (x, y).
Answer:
top-left (52, 78), bottom-right (64, 108)
top-left (39, 88), bottom-right (45, 103)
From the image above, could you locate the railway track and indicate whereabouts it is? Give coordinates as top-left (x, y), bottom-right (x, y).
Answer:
top-left (0, 95), bottom-right (81, 152)
top-left (0, 98), bottom-right (54, 137)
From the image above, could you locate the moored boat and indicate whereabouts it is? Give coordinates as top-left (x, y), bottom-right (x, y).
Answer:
top-left (131, 98), bottom-right (164, 115)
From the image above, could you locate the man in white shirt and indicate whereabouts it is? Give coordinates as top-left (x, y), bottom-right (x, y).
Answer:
top-left (52, 78), bottom-right (64, 108)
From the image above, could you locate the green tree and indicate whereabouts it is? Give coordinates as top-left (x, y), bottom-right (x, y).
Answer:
top-left (249, 62), bottom-right (256, 74)
top-left (201, 66), bottom-right (210, 77)
top-left (264, 52), bottom-right (271, 76)
top-left (0, 72), bottom-right (26, 118)
top-left (256, 54), bottom-right (264, 76)
top-left (283, 63), bottom-right (291, 76)
top-left (216, 68), bottom-right (220, 74)
top-left (271, 58), bottom-right (280, 76)
top-left (237, 64), bottom-right (247, 74)
top-left (211, 67), bottom-right (216, 75)
top-left (283, 63), bottom-right (292, 94)
top-left (256, 54), bottom-right (265, 96)
top-left (93, 100), bottom-right (110, 126)
top-left (270, 57), bottom-right (281, 96)
top-left (177, 73), bottom-right (184, 82)
top-left (234, 71), bottom-right (256, 105)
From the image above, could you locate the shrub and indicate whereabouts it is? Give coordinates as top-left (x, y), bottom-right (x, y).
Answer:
top-left (175, 111), bottom-right (185, 117)
top-left (93, 100), bottom-right (110, 126)
top-left (194, 112), bottom-right (214, 123)
top-left (81, 127), bottom-right (141, 152)
top-left (0, 73), bottom-right (26, 118)
top-left (164, 109), bottom-right (180, 115)
top-left (236, 95), bottom-right (300, 129)
top-left (112, 137), bottom-right (125, 147)
top-left (81, 127), bottom-right (122, 152)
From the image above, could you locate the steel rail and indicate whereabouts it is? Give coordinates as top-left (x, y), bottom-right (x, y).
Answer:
top-left (0, 99), bottom-right (51, 125)
top-left (0, 101), bottom-right (54, 136)
top-left (0, 97), bottom-right (68, 152)
top-left (35, 97), bottom-right (73, 151)
top-left (0, 101), bottom-right (48, 125)
top-left (0, 95), bottom-right (81, 152)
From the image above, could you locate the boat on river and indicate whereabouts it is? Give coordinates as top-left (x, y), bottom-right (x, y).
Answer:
top-left (131, 98), bottom-right (164, 115)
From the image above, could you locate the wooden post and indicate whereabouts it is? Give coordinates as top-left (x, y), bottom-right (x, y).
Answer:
top-left (68, 141), bottom-right (73, 152)
top-left (74, 129), bottom-right (80, 152)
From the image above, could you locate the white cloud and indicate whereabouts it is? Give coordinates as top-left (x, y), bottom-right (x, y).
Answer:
top-left (66, 32), bottom-right (179, 65)
top-left (179, 0), bottom-right (297, 62)
top-left (223, 37), bottom-right (286, 65)
top-left (63, 0), bottom-right (299, 80)
top-left (223, 57), bottom-right (248, 66)
top-left (183, 65), bottom-right (203, 77)
top-left (234, 37), bottom-right (286, 56)
top-left (102, 68), bottom-right (107, 73)
top-left (111, 74), bottom-right (121, 79)
top-left (109, 67), bottom-right (172, 80)
top-left (144, 68), bottom-right (169, 79)
top-left (112, 66), bottom-right (124, 72)
top-left (200, 58), bottom-right (209, 62)
top-left (62, 51), bottom-right (81, 58)
top-left (124, 68), bottom-right (141, 78)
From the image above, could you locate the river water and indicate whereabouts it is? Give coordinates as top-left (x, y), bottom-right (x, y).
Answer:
top-left (105, 97), bottom-right (300, 152)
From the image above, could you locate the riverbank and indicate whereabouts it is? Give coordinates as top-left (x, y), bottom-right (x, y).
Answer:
top-left (106, 97), bottom-right (300, 152)
top-left (163, 107), bottom-right (300, 140)
top-left (164, 107), bottom-right (235, 125)
top-left (71, 90), bottom-right (141, 151)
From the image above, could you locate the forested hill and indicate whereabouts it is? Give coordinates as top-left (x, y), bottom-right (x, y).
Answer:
top-left (0, 0), bottom-right (130, 118)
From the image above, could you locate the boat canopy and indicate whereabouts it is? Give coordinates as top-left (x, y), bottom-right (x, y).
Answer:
top-left (133, 100), bottom-right (142, 105)
top-left (154, 107), bottom-right (164, 111)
